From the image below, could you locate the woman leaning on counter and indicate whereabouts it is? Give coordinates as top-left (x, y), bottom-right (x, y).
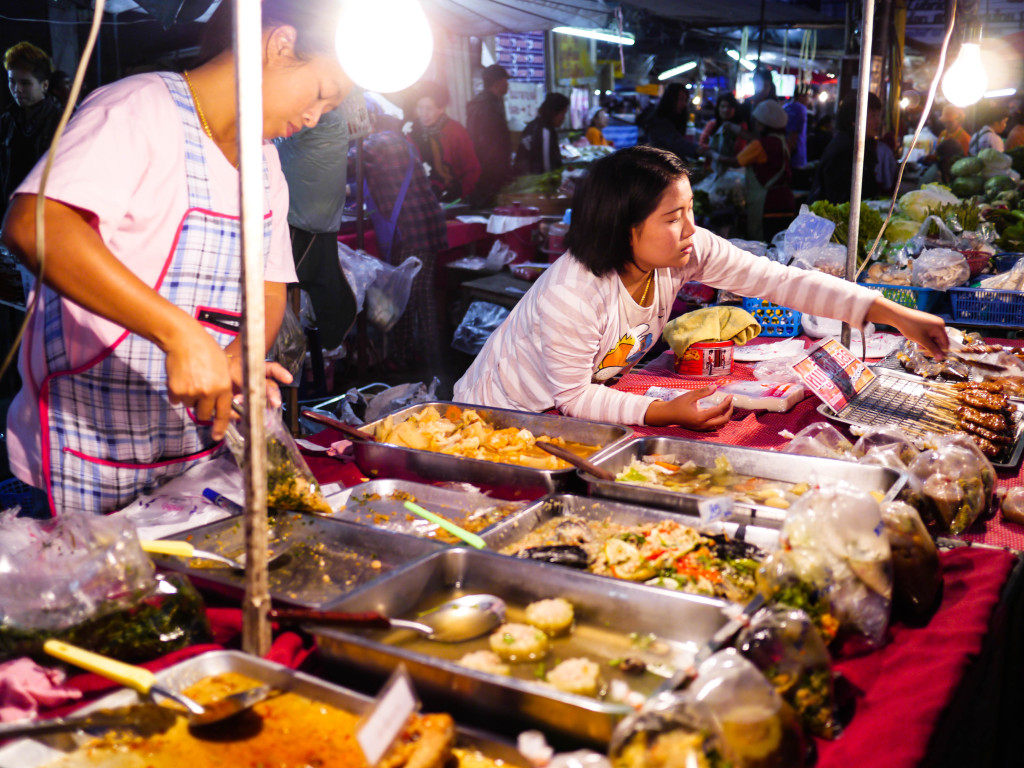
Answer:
top-left (0, 0), bottom-right (352, 517)
top-left (455, 146), bottom-right (948, 431)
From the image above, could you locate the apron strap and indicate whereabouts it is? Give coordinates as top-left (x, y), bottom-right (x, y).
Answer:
top-left (364, 138), bottom-right (417, 261)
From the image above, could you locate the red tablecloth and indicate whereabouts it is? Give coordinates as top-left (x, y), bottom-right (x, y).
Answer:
top-left (337, 219), bottom-right (490, 257)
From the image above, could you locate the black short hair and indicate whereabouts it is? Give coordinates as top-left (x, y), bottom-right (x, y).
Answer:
top-left (482, 64), bottom-right (509, 88)
top-left (565, 146), bottom-right (688, 277)
top-left (198, 0), bottom-right (343, 63)
top-left (415, 80), bottom-right (451, 109)
top-left (837, 91), bottom-right (883, 130)
top-left (537, 92), bottom-right (570, 126)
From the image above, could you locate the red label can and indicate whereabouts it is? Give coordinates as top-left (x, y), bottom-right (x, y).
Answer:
top-left (674, 340), bottom-right (734, 377)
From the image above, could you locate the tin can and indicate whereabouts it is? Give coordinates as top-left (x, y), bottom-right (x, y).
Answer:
top-left (674, 340), bottom-right (734, 377)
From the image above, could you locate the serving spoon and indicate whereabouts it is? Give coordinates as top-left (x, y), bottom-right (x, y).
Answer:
top-left (43, 640), bottom-right (274, 727)
top-left (139, 539), bottom-right (292, 571)
top-left (535, 440), bottom-right (616, 481)
top-left (269, 593), bottom-right (507, 643)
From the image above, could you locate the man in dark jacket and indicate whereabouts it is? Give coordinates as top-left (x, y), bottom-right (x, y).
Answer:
top-left (466, 64), bottom-right (511, 208)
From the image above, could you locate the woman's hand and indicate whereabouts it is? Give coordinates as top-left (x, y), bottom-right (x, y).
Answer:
top-left (226, 353), bottom-right (294, 409)
top-left (644, 386), bottom-right (734, 430)
top-left (867, 296), bottom-right (949, 359)
top-left (163, 322), bottom-right (235, 441)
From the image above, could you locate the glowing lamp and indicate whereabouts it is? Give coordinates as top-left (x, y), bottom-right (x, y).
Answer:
top-left (941, 43), bottom-right (988, 107)
top-left (336, 0), bottom-right (433, 93)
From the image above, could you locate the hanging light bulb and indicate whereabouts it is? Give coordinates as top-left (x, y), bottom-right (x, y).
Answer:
top-left (336, 0), bottom-right (433, 93)
top-left (941, 42), bottom-right (988, 107)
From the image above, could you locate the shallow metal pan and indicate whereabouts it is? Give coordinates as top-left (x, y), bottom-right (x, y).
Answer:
top-left (0, 650), bottom-right (523, 767)
top-left (312, 547), bottom-right (729, 745)
top-left (326, 479), bottom-right (530, 545)
top-left (152, 514), bottom-right (441, 608)
top-left (582, 436), bottom-right (906, 523)
top-left (351, 401), bottom-right (633, 499)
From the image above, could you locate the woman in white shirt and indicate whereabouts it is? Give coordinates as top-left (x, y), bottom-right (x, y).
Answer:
top-left (455, 146), bottom-right (948, 430)
top-left (969, 104), bottom-right (1009, 154)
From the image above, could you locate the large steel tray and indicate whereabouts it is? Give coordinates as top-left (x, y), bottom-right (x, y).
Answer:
top-left (582, 436), bottom-right (906, 523)
top-left (312, 548), bottom-right (729, 745)
top-left (0, 650), bottom-right (523, 768)
top-left (152, 514), bottom-right (440, 608)
top-left (327, 479), bottom-right (528, 545)
top-left (352, 401), bottom-right (633, 499)
top-left (484, 493), bottom-right (781, 558)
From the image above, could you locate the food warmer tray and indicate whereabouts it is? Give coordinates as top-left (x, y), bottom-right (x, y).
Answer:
top-left (151, 514), bottom-right (441, 609)
top-left (351, 401), bottom-right (633, 500)
top-left (311, 547), bottom-right (730, 746)
top-left (326, 479), bottom-right (528, 545)
top-left (816, 368), bottom-right (1024, 469)
top-left (483, 493), bottom-right (780, 557)
top-left (0, 650), bottom-right (524, 768)
top-left (580, 436), bottom-right (906, 523)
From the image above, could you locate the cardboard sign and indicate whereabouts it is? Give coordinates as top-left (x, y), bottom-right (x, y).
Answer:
top-left (791, 338), bottom-right (875, 412)
top-left (357, 666), bottom-right (419, 765)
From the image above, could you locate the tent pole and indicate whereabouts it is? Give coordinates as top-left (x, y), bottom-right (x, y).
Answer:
top-left (843, 0), bottom-right (876, 350)
top-left (756, 0), bottom-right (767, 65)
top-left (236, 0), bottom-right (271, 657)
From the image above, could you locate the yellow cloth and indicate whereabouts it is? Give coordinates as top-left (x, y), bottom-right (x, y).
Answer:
top-left (662, 306), bottom-right (761, 355)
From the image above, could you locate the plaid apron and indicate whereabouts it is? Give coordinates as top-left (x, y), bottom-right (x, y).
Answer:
top-left (39, 72), bottom-right (272, 515)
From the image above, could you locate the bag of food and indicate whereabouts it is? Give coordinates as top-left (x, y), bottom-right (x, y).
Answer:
top-left (911, 247), bottom-right (970, 289)
top-left (609, 691), bottom-right (730, 768)
top-left (905, 441), bottom-right (992, 534)
top-left (366, 255), bottom-right (422, 331)
top-left (737, 606), bottom-right (841, 739)
top-left (852, 425), bottom-right (920, 466)
top-left (226, 406), bottom-right (333, 514)
top-left (782, 206), bottom-right (836, 263)
top-left (781, 423), bottom-right (855, 460)
top-left (880, 501), bottom-right (942, 624)
top-left (0, 513), bottom-right (210, 661)
top-left (756, 548), bottom-right (839, 644)
top-left (268, 302), bottom-right (307, 382)
top-left (1001, 486), bottom-right (1024, 526)
top-left (781, 484), bottom-right (893, 652)
top-left (692, 649), bottom-right (806, 768)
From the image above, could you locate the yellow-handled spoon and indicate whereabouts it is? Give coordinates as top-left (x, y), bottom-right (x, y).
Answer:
top-left (140, 540), bottom-right (291, 570)
top-left (43, 640), bottom-right (273, 726)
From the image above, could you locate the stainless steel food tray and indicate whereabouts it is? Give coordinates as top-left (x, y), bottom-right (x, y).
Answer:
top-left (312, 548), bottom-right (729, 745)
top-left (152, 514), bottom-right (441, 608)
top-left (326, 479), bottom-right (528, 545)
top-left (351, 401), bottom-right (633, 499)
top-left (581, 436), bottom-right (907, 523)
top-left (0, 650), bottom-right (523, 768)
top-left (484, 493), bottom-right (780, 557)
top-left (816, 369), bottom-right (1024, 469)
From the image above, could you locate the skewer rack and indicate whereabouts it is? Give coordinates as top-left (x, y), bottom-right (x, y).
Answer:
top-left (817, 369), bottom-right (1024, 469)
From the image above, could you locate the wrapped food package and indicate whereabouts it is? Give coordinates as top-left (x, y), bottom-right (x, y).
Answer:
top-left (880, 501), bottom-right (943, 624)
top-left (905, 440), bottom-right (993, 534)
top-left (609, 691), bottom-right (730, 768)
top-left (852, 426), bottom-right (920, 466)
top-left (1001, 487), bottom-right (1024, 526)
top-left (756, 548), bottom-right (839, 644)
top-left (781, 423), bottom-right (855, 460)
top-left (692, 649), bottom-right (806, 768)
top-left (737, 607), bottom-right (841, 739)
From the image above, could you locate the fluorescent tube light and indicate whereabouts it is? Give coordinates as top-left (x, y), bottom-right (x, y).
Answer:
top-left (552, 26), bottom-right (635, 46)
top-left (658, 61), bottom-right (697, 80)
top-left (984, 88), bottom-right (1017, 98)
top-left (725, 49), bottom-right (756, 71)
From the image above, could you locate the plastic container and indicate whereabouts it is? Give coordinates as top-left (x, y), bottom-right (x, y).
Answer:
top-left (493, 202), bottom-right (541, 264)
top-left (949, 286), bottom-right (1024, 326)
top-left (741, 297), bottom-right (802, 337)
top-left (542, 208), bottom-right (571, 260)
top-left (859, 282), bottom-right (948, 314)
top-left (674, 340), bottom-right (734, 376)
top-left (959, 249), bottom-right (992, 278)
top-left (698, 380), bottom-right (806, 412)
top-left (0, 478), bottom-right (35, 513)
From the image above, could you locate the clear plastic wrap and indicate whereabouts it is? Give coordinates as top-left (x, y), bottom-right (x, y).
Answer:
top-left (692, 649), bottom-right (806, 768)
top-left (905, 440), bottom-right (993, 534)
top-left (911, 248), bottom-right (970, 289)
top-left (756, 548), bottom-right (839, 644)
top-left (852, 426), bottom-right (921, 465)
top-left (226, 406), bottom-right (332, 514)
top-left (880, 501), bottom-right (943, 624)
top-left (609, 691), bottom-right (730, 768)
top-left (751, 356), bottom-right (804, 384)
top-left (366, 255), bottom-right (422, 331)
top-left (1001, 486), bottom-right (1024, 526)
top-left (781, 423), bottom-right (855, 459)
top-left (452, 301), bottom-right (511, 355)
top-left (737, 606), bottom-right (840, 739)
top-left (268, 302), bottom-right (307, 381)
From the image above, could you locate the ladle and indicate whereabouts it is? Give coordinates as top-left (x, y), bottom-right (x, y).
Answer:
top-left (301, 409), bottom-right (378, 442)
top-left (535, 440), bottom-right (615, 481)
top-left (140, 539), bottom-right (291, 571)
top-left (269, 593), bottom-right (507, 643)
top-left (43, 640), bottom-right (273, 727)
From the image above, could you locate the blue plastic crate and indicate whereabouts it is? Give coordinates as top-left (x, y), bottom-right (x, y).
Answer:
top-left (993, 252), bottom-right (1024, 273)
top-left (859, 282), bottom-right (948, 314)
top-left (949, 286), bottom-right (1024, 327)
top-left (741, 297), bottom-right (802, 337)
top-left (0, 478), bottom-right (35, 512)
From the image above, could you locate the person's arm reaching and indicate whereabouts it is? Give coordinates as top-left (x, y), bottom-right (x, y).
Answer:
top-left (224, 280), bottom-right (293, 408)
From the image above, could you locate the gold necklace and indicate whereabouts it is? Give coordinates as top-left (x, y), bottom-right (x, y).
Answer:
top-left (639, 270), bottom-right (655, 306)
top-left (183, 70), bottom-right (213, 140)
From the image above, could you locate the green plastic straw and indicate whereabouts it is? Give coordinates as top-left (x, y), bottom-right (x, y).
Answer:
top-left (403, 501), bottom-right (487, 549)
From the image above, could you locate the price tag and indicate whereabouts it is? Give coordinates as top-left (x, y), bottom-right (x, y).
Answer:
top-left (357, 665), bottom-right (420, 766)
top-left (697, 495), bottom-right (733, 523)
top-left (790, 338), bottom-right (876, 412)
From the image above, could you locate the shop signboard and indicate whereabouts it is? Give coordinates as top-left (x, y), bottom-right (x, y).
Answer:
top-left (495, 32), bottom-right (546, 83)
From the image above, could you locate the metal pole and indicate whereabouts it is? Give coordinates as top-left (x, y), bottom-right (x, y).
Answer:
top-left (235, 0), bottom-right (271, 657)
top-left (842, 0), bottom-right (876, 350)
top-left (756, 0), bottom-right (767, 65)
top-left (355, 137), bottom-right (368, 381)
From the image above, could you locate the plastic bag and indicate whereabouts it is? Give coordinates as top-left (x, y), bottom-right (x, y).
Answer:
top-left (782, 423), bottom-right (855, 459)
top-left (226, 406), bottom-right (332, 514)
top-left (911, 216), bottom-right (958, 250)
top-left (364, 377), bottom-right (440, 423)
top-left (852, 425), bottom-right (920, 465)
top-left (366, 255), bottom-right (422, 331)
top-left (756, 548), bottom-right (839, 643)
top-left (452, 301), bottom-right (510, 355)
top-left (783, 206), bottom-right (837, 262)
top-left (484, 240), bottom-right (517, 270)
top-left (978, 257), bottom-right (1024, 290)
top-left (751, 355), bottom-right (805, 384)
top-left (729, 238), bottom-right (768, 258)
top-left (880, 501), bottom-right (942, 624)
top-left (337, 243), bottom-right (384, 314)
top-left (268, 302), bottom-right (307, 381)
top-left (609, 691), bottom-right (729, 768)
top-left (911, 247), bottom-right (970, 289)
top-left (737, 606), bottom-right (841, 739)
top-left (800, 315), bottom-right (875, 341)
top-left (905, 440), bottom-right (992, 533)
top-left (695, 168), bottom-right (746, 209)
top-left (790, 242), bottom-right (847, 277)
top-left (1001, 486), bottom-right (1024, 525)
top-left (692, 649), bottom-right (807, 767)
